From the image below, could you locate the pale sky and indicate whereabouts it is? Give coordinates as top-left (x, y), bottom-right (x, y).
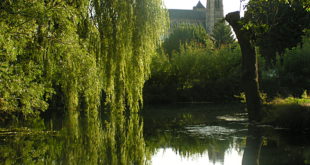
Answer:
top-left (163, 0), bottom-right (247, 16)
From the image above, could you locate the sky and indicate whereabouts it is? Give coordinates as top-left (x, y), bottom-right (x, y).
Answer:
top-left (163, 0), bottom-right (247, 16)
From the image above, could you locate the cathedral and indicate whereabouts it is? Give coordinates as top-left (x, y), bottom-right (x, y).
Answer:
top-left (168, 0), bottom-right (224, 33)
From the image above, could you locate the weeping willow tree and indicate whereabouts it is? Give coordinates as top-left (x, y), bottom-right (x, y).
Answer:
top-left (0, 0), bottom-right (167, 118)
top-left (0, 0), bottom-right (95, 117)
top-left (93, 0), bottom-right (168, 112)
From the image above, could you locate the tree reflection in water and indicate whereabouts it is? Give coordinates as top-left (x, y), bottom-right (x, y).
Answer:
top-left (0, 108), bottom-right (149, 165)
top-left (241, 124), bottom-right (310, 165)
top-left (2, 104), bottom-right (310, 165)
top-left (242, 125), bottom-right (263, 165)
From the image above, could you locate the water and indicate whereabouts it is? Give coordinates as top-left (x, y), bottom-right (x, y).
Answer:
top-left (1, 104), bottom-right (310, 165)
top-left (143, 104), bottom-right (247, 165)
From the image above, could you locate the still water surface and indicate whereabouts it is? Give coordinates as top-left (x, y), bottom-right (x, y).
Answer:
top-left (1, 104), bottom-right (310, 165)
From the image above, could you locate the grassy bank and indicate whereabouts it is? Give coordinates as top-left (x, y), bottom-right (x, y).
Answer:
top-left (262, 93), bottom-right (310, 131)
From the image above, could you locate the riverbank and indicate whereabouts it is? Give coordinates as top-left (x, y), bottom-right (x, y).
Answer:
top-left (262, 96), bottom-right (310, 132)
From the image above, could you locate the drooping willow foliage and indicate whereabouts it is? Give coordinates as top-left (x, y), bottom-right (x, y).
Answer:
top-left (0, 0), bottom-right (167, 118)
top-left (93, 0), bottom-right (168, 112)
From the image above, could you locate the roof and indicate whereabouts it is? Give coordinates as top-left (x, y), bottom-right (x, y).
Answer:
top-left (194, 1), bottom-right (205, 9)
top-left (168, 9), bottom-right (206, 21)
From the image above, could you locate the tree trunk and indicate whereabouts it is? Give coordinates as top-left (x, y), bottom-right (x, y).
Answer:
top-left (225, 11), bottom-right (262, 122)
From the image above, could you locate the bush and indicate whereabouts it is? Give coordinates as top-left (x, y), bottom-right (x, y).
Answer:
top-left (260, 37), bottom-right (310, 98)
top-left (163, 24), bottom-right (212, 56)
top-left (144, 44), bottom-right (242, 104)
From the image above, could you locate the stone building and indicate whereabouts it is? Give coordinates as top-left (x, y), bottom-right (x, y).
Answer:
top-left (168, 0), bottom-right (224, 33)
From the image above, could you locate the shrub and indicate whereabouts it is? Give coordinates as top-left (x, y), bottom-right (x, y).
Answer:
top-left (144, 44), bottom-right (242, 103)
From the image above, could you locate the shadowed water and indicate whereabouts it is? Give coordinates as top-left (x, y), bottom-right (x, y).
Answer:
top-left (1, 104), bottom-right (310, 165)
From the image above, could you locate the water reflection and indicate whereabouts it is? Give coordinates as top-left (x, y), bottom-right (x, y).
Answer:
top-left (0, 109), bottom-right (149, 165)
top-left (151, 147), bottom-right (242, 165)
top-left (241, 125), bottom-right (262, 165)
top-left (62, 110), bottom-right (102, 165)
top-left (143, 104), bottom-right (310, 165)
top-left (1, 104), bottom-right (310, 165)
top-left (143, 104), bottom-right (247, 165)
top-left (145, 125), bottom-right (245, 165)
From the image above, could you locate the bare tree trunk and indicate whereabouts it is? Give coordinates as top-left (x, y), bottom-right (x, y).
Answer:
top-left (225, 11), bottom-right (262, 122)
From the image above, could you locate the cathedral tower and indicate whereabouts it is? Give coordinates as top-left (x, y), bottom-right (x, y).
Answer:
top-left (206, 0), bottom-right (224, 33)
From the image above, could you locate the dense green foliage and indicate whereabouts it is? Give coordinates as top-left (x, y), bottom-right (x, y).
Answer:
top-left (0, 0), bottom-right (167, 119)
top-left (163, 24), bottom-right (212, 56)
top-left (144, 45), bottom-right (242, 103)
top-left (244, 0), bottom-right (310, 67)
top-left (145, 28), bottom-right (310, 104)
top-left (145, 20), bottom-right (242, 104)
top-left (224, 0), bottom-right (309, 122)
top-left (261, 36), bottom-right (310, 97)
top-left (93, 0), bottom-right (168, 112)
top-left (211, 21), bottom-right (235, 48)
